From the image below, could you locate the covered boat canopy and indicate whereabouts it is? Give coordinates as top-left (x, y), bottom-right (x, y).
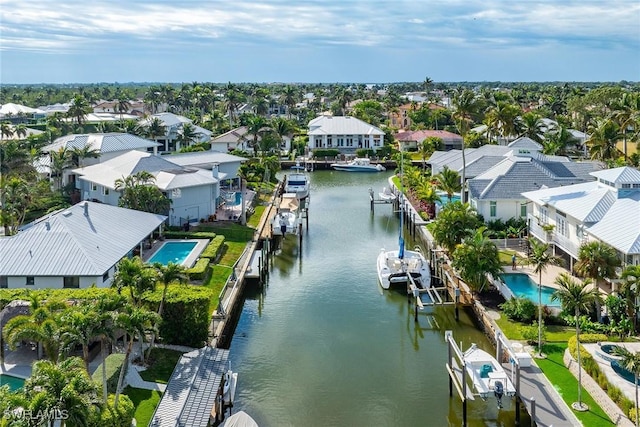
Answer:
top-left (221, 411), bottom-right (259, 427)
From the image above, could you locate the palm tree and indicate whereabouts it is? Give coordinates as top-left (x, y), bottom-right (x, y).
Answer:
top-left (66, 94), bottom-right (91, 126)
top-left (114, 171), bottom-right (171, 215)
top-left (71, 144), bottom-right (100, 168)
top-left (612, 345), bottom-right (640, 427)
top-left (452, 88), bottom-right (482, 204)
top-left (575, 241), bottom-right (622, 292)
top-left (613, 92), bottom-right (640, 160)
top-left (224, 83), bottom-right (242, 127)
top-left (113, 305), bottom-right (160, 408)
top-left (271, 117), bottom-right (295, 154)
top-left (586, 119), bottom-right (622, 162)
top-left (145, 117), bottom-right (167, 151)
top-left (177, 122), bottom-right (198, 150)
top-left (24, 357), bottom-right (100, 427)
top-left (116, 97), bottom-right (132, 126)
top-left (452, 227), bottom-right (503, 292)
top-left (527, 239), bottom-right (564, 357)
top-left (281, 85), bottom-right (298, 119)
top-left (551, 273), bottom-right (600, 412)
top-left (246, 115), bottom-right (269, 157)
top-left (0, 176), bottom-right (32, 236)
top-left (621, 265), bottom-right (640, 332)
top-left (0, 122), bottom-right (14, 140)
top-left (49, 147), bottom-right (71, 190)
top-left (112, 256), bottom-right (158, 307)
top-left (59, 306), bottom-right (103, 371)
top-left (415, 180), bottom-right (441, 219)
top-left (518, 112), bottom-right (545, 143)
top-left (434, 166), bottom-right (461, 202)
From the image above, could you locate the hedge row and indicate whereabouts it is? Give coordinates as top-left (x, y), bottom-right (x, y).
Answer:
top-left (92, 353), bottom-right (127, 394)
top-left (186, 258), bottom-right (211, 281)
top-left (200, 235), bottom-right (226, 260)
top-left (163, 231), bottom-right (216, 240)
top-left (0, 288), bottom-right (121, 311)
top-left (568, 334), bottom-right (635, 420)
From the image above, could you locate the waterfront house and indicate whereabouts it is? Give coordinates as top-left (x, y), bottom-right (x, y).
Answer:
top-left (307, 115), bottom-right (384, 154)
top-left (138, 112), bottom-right (212, 152)
top-left (72, 150), bottom-right (219, 226)
top-left (209, 126), bottom-right (292, 154)
top-left (0, 201), bottom-right (166, 289)
top-left (522, 166), bottom-right (640, 272)
top-left (396, 129), bottom-right (463, 151)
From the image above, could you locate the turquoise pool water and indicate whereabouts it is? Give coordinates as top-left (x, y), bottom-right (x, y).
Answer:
top-left (436, 192), bottom-right (461, 206)
top-left (148, 241), bottom-right (197, 266)
top-left (0, 374), bottom-right (24, 391)
top-left (501, 273), bottom-right (560, 307)
top-left (227, 192), bottom-right (242, 206)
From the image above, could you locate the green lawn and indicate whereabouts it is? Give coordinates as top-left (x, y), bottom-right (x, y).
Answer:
top-left (498, 249), bottom-right (519, 265)
top-left (204, 264), bottom-right (233, 312)
top-left (494, 316), bottom-right (574, 342)
top-left (124, 386), bottom-right (162, 427)
top-left (138, 348), bottom-right (185, 384)
top-left (536, 343), bottom-right (615, 426)
top-left (247, 204), bottom-right (266, 228)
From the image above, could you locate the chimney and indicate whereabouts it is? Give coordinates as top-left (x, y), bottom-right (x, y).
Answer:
top-left (84, 201), bottom-right (89, 216)
top-left (212, 163), bottom-right (219, 180)
top-left (45, 221), bottom-right (50, 231)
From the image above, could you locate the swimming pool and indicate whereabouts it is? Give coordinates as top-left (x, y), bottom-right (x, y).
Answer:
top-left (226, 192), bottom-right (242, 206)
top-left (501, 273), bottom-right (560, 307)
top-left (0, 374), bottom-right (25, 392)
top-left (148, 241), bottom-right (198, 266)
top-left (436, 192), bottom-right (461, 206)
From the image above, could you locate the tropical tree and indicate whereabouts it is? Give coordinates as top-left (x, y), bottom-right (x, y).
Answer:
top-left (116, 97), bottom-right (132, 124)
top-left (414, 180), bottom-right (440, 220)
top-left (177, 122), bottom-right (198, 150)
top-left (114, 171), bottom-right (171, 215)
top-left (452, 227), bottom-right (503, 293)
top-left (542, 124), bottom-right (579, 156)
top-left (419, 137), bottom-right (442, 168)
top-left (526, 239), bottom-right (564, 357)
top-left (518, 112), bottom-right (545, 143)
top-left (66, 94), bottom-right (92, 126)
top-left (271, 117), bottom-right (295, 154)
top-left (552, 273), bottom-right (600, 412)
top-left (245, 115), bottom-right (269, 157)
top-left (586, 119), bottom-right (622, 162)
top-left (0, 122), bottom-right (14, 140)
top-left (113, 305), bottom-right (160, 408)
top-left (0, 176), bottom-right (32, 236)
top-left (281, 85), bottom-right (298, 119)
top-left (24, 357), bottom-right (100, 427)
top-left (452, 88), bottom-right (482, 204)
top-left (223, 83), bottom-right (242, 126)
top-left (621, 265), bottom-right (640, 332)
top-left (59, 306), bottom-right (103, 371)
top-left (70, 144), bottom-right (100, 168)
top-left (112, 256), bottom-right (158, 307)
top-left (434, 166), bottom-right (461, 202)
top-left (575, 241), bottom-right (621, 291)
top-left (431, 201), bottom-right (481, 254)
top-left (612, 346), bottom-right (640, 427)
top-left (49, 147), bottom-right (71, 190)
top-left (613, 92), bottom-right (640, 160)
top-left (145, 116), bottom-right (167, 150)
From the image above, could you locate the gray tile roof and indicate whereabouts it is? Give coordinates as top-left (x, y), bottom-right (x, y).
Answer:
top-left (150, 347), bottom-right (230, 427)
top-left (507, 137), bottom-right (543, 151)
top-left (42, 133), bottom-right (159, 153)
top-left (0, 202), bottom-right (166, 276)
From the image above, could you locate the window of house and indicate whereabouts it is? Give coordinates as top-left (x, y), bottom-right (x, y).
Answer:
top-left (490, 201), bottom-right (497, 217)
top-left (347, 137), bottom-right (353, 147)
top-left (556, 214), bottom-right (566, 237)
top-left (103, 271), bottom-right (110, 282)
top-left (102, 186), bottom-right (109, 196)
top-left (0, 276), bottom-right (7, 288)
top-left (91, 183), bottom-right (97, 192)
top-left (576, 224), bottom-right (584, 239)
top-left (540, 207), bottom-right (548, 224)
top-left (622, 184), bottom-right (631, 189)
top-left (520, 203), bottom-right (527, 217)
top-left (26, 276), bottom-right (34, 286)
top-left (63, 276), bottom-right (80, 288)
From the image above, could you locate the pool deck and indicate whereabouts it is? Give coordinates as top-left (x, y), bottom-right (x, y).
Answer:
top-left (215, 189), bottom-right (256, 221)
top-left (143, 239), bottom-right (209, 268)
top-left (584, 342), bottom-right (640, 405)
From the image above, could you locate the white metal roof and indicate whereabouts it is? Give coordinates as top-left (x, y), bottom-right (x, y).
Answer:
top-left (0, 103), bottom-right (43, 117)
top-left (0, 202), bottom-right (166, 276)
top-left (73, 151), bottom-right (218, 190)
top-left (587, 195), bottom-right (640, 254)
top-left (166, 151), bottom-right (247, 168)
top-left (43, 133), bottom-right (159, 153)
top-left (590, 167), bottom-right (640, 184)
top-left (308, 115), bottom-right (384, 136)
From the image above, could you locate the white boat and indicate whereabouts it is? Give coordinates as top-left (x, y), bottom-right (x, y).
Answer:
top-left (272, 193), bottom-right (300, 236)
top-left (220, 411), bottom-right (259, 427)
top-left (376, 151), bottom-right (430, 290)
top-left (463, 344), bottom-right (516, 407)
top-left (331, 157), bottom-right (386, 172)
top-left (284, 163), bottom-right (310, 200)
top-left (222, 366), bottom-right (238, 407)
top-left (378, 186), bottom-right (397, 202)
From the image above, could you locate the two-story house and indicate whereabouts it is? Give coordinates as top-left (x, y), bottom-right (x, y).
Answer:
top-left (307, 115), bottom-right (384, 154)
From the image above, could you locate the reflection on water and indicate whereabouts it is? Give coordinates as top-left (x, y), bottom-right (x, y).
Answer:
top-left (228, 170), bottom-right (528, 426)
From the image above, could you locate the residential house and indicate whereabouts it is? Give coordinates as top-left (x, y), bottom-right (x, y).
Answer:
top-left (166, 150), bottom-right (247, 191)
top-left (0, 201), bottom-right (166, 289)
top-left (308, 115), bottom-right (384, 154)
top-left (396, 129), bottom-right (463, 151)
top-left (72, 151), bottom-right (219, 226)
top-left (139, 112), bottom-right (212, 153)
top-left (209, 126), bottom-right (292, 154)
top-left (523, 166), bottom-right (640, 272)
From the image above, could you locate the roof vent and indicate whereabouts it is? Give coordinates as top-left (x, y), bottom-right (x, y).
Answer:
top-left (45, 221), bottom-right (50, 231)
top-left (84, 202), bottom-right (89, 216)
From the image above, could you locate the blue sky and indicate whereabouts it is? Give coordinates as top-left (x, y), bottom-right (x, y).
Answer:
top-left (1, 0), bottom-right (639, 84)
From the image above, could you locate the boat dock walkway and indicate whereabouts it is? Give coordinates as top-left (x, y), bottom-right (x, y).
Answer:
top-left (501, 361), bottom-right (581, 427)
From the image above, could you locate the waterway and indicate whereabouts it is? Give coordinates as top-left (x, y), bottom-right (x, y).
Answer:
top-left (229, 170), bottom-right (526, 426)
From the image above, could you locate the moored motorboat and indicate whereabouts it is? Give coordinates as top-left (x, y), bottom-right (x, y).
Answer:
top-left (284, 162), bottom-right (310, 200)
top-left (271, 193), bottom-right (300, 236)
top-left (377, 246), bottom-right (430, 290)
top-left (331, 157), bottom-right (385, 172)
top-left (220, 410), bottom-right (259, 427)
top-left (463, 344), bottom-right (516, 407)
top-left (378, 186), bottom-right (397, 202)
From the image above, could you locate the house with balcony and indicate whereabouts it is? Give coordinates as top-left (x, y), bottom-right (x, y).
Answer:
top-left (139, 112), bottom-right (212, 152)
top-left (307, 115), bottom-right (384, 154)
top-left (72, 150), bottom-right (220, 227)
top-left (522, 166), bottom-right (640, 272)
top-left (0, 201), bottom-right (166, 289)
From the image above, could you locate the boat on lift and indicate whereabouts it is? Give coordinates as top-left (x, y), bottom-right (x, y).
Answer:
top-left (272, 193), bottom-right (300, 236)
top-left (463, 344), bottom-right (516, 408)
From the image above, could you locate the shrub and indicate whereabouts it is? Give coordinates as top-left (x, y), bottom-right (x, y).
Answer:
top-left (89, 394), bottom-right (135, 427)
top-left (630, 407), bottom-right (638, 423)
top-left (142, 285), bottom-right (213, 347)
top-left (521, 321), bottom-right (546, 345)
top-left (187, 258), bottom-right (211, 281)
top-left (500, 297), bottom-right (537, 322)
top-left (312, 149), bottom-right (340, 158)
top-left (92, 353), bottom-right (127, 394)
top-left (200, 236), bottom-right (226, 261)
top-left (163, 231), bottom-right (217, 240)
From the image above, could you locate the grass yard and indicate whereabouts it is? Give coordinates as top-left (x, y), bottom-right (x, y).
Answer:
top-left (498, 249), bottom-right (519, 265)
top-left (139, 348), bottom-right (185, 384)
top-left (124, 386), bottom-right (162, 427)
top-left (247, 204), bottom-right (266, 228)
top-left (536, 343), bottom-right (615, 426)
top-left (494, 316), bottom-right (574, 342)
top-left (204, 264), bottom-right (233, 312)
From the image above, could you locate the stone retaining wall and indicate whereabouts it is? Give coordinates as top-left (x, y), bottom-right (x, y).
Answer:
top-left (564, 349), bottom-right (634, 426)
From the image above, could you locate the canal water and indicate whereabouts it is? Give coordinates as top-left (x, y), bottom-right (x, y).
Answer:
top-left (229, 170), bottom-right (524, 426)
